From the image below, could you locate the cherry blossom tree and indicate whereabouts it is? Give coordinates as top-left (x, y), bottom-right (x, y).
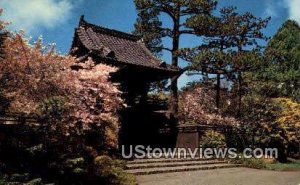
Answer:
top-left (0, 30), bottom-right (123, 148)
top-left (179, 85), bottom-right (238, 126)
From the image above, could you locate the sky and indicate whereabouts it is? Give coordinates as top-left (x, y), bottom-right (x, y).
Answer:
top-left (0, 0), bottom-right (299, 88)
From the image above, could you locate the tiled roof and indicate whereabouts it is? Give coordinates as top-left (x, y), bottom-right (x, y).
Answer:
top-left (71, 16), bottom-right (179, 73)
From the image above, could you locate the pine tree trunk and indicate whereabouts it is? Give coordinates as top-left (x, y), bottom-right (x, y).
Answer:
top-left (216, 41), bottom-right (224, 109)
top-left (237, 44), bottom-right (243, 117)
top-left (237, 71), bottom-right (242, 116)
top-left (170, 76), bottom-right (178, 120)
top-left (170, 6), bottom-right (180, 124)
top-left (216, 74), bottom-right (221, 108)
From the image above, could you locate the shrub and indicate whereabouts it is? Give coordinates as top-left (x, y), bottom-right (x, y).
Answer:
top-left (0, 13), bottom-right (125, 184)
top-left (25, 178), bottom-right (43, 185)
top-left (236, 95), bottom-right (300, 162)
top-left (201, 130), bottom-right (227, 149)
top-left (275, 98), bottom-right (300, 156)
top-left (38, 97), bottom-right (68, 122)
top-left (0, 174), bottom-right (45, 185)
top-left (230, 155), bottom-right (267, 169)
top-left (94, 156), bottom-right (137, 185)
top-left (0, 31), bottom-right (123, 148)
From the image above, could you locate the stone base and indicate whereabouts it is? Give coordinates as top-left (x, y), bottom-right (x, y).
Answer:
top-left (176, 125), bottom-right (199, 149)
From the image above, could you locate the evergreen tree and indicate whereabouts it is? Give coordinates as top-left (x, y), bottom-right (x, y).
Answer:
top-left (231, 11), bottom-right (269, 114)
top-left (189, 7), bottom-right (240, 108)
top-left (261, 20), bottom-right (300, 102)
top-left (186, 7), bottom-right (269, 112)
top-left (134, 0), bottom-right (217, 121)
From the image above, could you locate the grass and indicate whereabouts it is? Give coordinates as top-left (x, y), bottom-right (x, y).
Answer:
top-left (266, 158), bottom-right (300, 171)
top-left (229, 155), bottom-right (300, 171)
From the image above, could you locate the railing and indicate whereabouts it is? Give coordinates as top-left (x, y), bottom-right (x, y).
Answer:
top-left (0, 113), bottom-right (39, 126)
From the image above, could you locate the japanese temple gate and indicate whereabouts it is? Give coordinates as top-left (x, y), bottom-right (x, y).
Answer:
top-left (70, 16), bottom-right (180, 149)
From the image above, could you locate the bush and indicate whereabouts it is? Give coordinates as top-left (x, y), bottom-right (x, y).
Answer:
top-left (230, 155), bottom-right (267, 169)
top-left (0, 174), bottom-right (45, 185)
top-left (94, 156), bottom-right (137, 185)
top-left (235, 95), bottom-right (300, 162)
top-left (0, 14), bottom-right (124, 185)
top-left (201, 130), bottom-right (227, 149)
top-left (38, 96), bottom-right (68, 122)
top-left (275, 98), bottom-right (300, 157)
top-left (25, 178), bottom-right (43, 185)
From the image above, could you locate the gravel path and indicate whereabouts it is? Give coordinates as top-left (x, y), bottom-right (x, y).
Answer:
top-left (136, 167), bottom-right (300, 185)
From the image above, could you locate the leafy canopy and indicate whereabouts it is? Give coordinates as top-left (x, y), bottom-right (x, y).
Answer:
top-left (261, 20), bottom-right (300, 101)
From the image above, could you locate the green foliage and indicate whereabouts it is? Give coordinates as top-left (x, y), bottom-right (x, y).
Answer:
top-left (94, 156), bottom-right (137, 185)
top-left (261, 20), bottom-right (300, 102)
top-left (0, 178), bottom-right (5, 185)
top-left (26, 144), bottom-right (45, 157)
top-left (25, 178), bottom-right (43, 185)
top-left (134, 0), bottom-right (219, 117)
top-left (275, 98), bottom-right (300, 156)
top-left (134, 0), bottom-right (217, 56)
top-left (184, 6), bottom-right (269, 111)
top-left (38, 96), bottom-right (68, 121)
top-left (236, 95), bottom-right (289, 161)
top-left (233, 94), bottom-right (300, 161)
top-left (266, 158), bottom-right (300, 171)
top-left (10, 173), bottom-right (30, 182)
top-left (230, 155), bottom-right (267, 169)
top-left (64, 157), bottom-right (85, 169)
top-left (201, 130), bottom-right (227, 149)
top-left (133, 0), bottom-right (163, 56)
top-left (0, 173), bottom-right (45, 185)
top-left (234, 21), bottom-right (300, 157)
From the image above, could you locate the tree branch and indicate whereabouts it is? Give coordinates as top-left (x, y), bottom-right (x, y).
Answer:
top-left (160, 28), bottom-right (173, 37)
top-left (179, 30), bottom-right (196, 35)
top-left (158, 2), bottom-right (176, 21)
top-left (151, 46), bottom-right (172, 53)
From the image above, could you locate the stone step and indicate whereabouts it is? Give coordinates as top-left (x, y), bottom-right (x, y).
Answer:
top-left (125, 163), bottom-right (241, 175)
top-left (126, 160), bottom-right (227, 170)
top-left (127, 157), bottom-right (218, 165)
top-left (129, 152), bottom-right (205, 159)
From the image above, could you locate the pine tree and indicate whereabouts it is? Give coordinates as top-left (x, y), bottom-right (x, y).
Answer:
top-left (186, 7), bottom-right (269, 112)
top-left (188, 7), bottom-right (239, 108)
top-left (134, 0), bottom-right (218, 121)
top-left (262, 20), bottom-right (300, 102)
top-left (231, 11), bottom-right (269, 114)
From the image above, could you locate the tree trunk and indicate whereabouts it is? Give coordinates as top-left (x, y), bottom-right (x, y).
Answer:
top-left (298, 140), bottom-right (300, 157)
top-left (216, 41), bottom-right (224, 109)
top-left (237, 44), bottom-right (243, 117)
top-left (237, 71), bottom-right (242, 116)
top-left (170, 6), bottom-right (180, 124)
top-left (203, 72), bottom-right (209, 82)
top-left (216, 74), bottom-right (221, 108)
top-left (298, 130), bottom-right (300, 157)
